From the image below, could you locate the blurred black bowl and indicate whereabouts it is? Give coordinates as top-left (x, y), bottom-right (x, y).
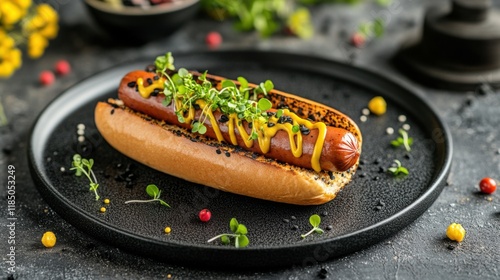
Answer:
top-left (84, 0), bottom-right (200, 44)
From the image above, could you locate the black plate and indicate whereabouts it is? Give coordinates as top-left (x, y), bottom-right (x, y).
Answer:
top-left (29, 50), bottom-right (452, 269)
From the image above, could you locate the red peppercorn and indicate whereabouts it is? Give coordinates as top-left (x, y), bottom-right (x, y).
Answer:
top-left (351, 32), bottom-right (366, 48)
top-left (205, 32), bottom-right (222, 49)
top-left (479, 177), bottom-right (497, 194)
top-left (198, 209), bottom-right (211, 222)
top-left (39, 71), bottom-right (55, 86)
top-left (55, 60), bottom-right (71, 76)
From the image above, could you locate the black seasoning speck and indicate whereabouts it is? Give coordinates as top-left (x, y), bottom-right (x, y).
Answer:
top-left (110, 109), bottom-right (115, 115)
top-left (321, 211), bottom-right (328, 217)
top-left (225, 152), bottom-right (231, 157)
top-left (447, 244), bottom-right (456, 250)
top-left (374, 158), bottom-right (382, 165)
top-left (318, 268), bottom-right (328, 279)
top-left (146, 78), bottom-right (153, 85)
top-left (373, 176), bottom-right (380, 181)
top-left (359, 172), bottom-right (367, 178)
top-left (127, 81), bottom-right (136, 88)
top-left (357, 165), bottom-right (362, 171)
top-left (267, 122), bottom-right (275, 128)
top-left (248, 122), bottom-right (253, 128)
top-left (219, 114), bottom-right (229, 123)
top-left (359, 159), bottom-right (366, 165)
top-left (151, 88), bottom-right (160, 96)
top-left (216, 149), bottom-right (221, 154)
top-left (145, 64), bottom-right (156, 72)
top-left (283, 218), bottom-right (290, 223)
top-left (328, 171), bottom-right (335, 180)
top-left (153, 75), bottom-right (159, 81)
top-left (267, 111), bottom-right (275, 117)
top-left (404, 153), bottom-right (411, 160)
top-left (291, 225), bottom-right (299, 231)
top-left (193, 103), bottom-right (200, 110)
top-left (299, 125), bottom-right (310, 135)
top-left (378, 167), bottom-right (386, 173)
top-left (326, 225), bottom-right (333, 231)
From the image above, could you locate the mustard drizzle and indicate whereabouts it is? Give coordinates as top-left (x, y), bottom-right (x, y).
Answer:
top-left (137, 78), bottom-right (327, 172)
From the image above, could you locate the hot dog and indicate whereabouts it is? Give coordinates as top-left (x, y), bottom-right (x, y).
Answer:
top-left (94, 53), bottom-right (362, 205)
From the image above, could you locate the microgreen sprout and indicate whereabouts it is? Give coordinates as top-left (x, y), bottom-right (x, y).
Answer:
top-left (153, 53), bottom-right (276, 141)
top-left (124, 184), bottom-right (170, 207)
top-left (391, 129), bottom-right (413, 152)
top-left (301, 214), bottom-right (324, 238)
top-left (70, 154), bottom-right (100, 200)
top-left (207, 218), bottom-right (249, 248)
top-left (387, 159), bottom-right (409, 176)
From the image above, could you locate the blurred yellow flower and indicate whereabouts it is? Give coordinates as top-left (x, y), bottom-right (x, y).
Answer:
top-left (13, 0), bottom-right (32, 10)
top-left (0, 1), bottom-right (58, 78)
top-left (39, 22), bottom-right (58, 39)
top-left (37, 4), bottom-right (58, 23)
top-left (28, 32), bottom-right (48, 59)
top-left (0, 1), bottom-right (24, 26)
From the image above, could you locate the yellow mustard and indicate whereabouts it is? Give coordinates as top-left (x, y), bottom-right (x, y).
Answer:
top-left (137, 78), bottom-right (327, 172)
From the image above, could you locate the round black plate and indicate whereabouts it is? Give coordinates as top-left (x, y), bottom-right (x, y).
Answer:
top-left (29, 50), bottom-right (452, 269)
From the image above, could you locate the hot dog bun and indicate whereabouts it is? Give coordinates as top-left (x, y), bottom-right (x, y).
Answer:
top-left (95, 90), bottom-right (361, 205)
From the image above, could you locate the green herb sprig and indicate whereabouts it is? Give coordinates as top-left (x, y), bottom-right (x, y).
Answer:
top-left (125, 184), bottom-right (170, 207)
top-left (391, 129), bottom-right (413, 152)
top-left (207, 218), bottom-right (249, 248)
top-left (387, 159), bottom-right (409, 176)
top-left (301, 214), bottom-right (324, 238)
top-left (155, 52), bottom-right (275, 141)
top-left (70, 154), bottom-right (100, 200)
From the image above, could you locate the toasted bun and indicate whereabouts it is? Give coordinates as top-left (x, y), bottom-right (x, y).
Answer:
top-left (95, 99), bottom-right (360, 205)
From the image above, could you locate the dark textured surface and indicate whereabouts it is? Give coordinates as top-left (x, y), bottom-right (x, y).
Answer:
top-left (1, 0), bottom-right (500, 279)
top-left (28, 52), bottom-right (450, 268)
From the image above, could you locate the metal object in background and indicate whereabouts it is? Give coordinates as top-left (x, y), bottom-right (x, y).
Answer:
top-left (394, 0), bottom-right (500, 91)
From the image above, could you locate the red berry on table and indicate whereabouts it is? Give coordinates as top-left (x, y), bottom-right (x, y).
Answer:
top-left (351, 32), bottom-right (366, 48)
top-left (479, 177), bottom-right (497, 194)
top-left (39, 71), bottom-right (55, 86)
top-left (205, 31), bottom-right (222, 49)
top-left (198, 209), bottom-right (211, 222)
top-left (55, 60), bottom-right (71, 76)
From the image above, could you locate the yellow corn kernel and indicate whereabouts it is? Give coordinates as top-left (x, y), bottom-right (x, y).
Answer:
top-left (100, 207), bottom-right (106, 213)
top-left (446, 223), bottom-right (466, 242)
top-left (368, 96), bottom-right (387, 116)
top-left (164, 227), bottom-right (171, 234)
top-left (41, 231), bottom-right (56, 248)
top-left (103, 198), bottom-right (110, 204)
